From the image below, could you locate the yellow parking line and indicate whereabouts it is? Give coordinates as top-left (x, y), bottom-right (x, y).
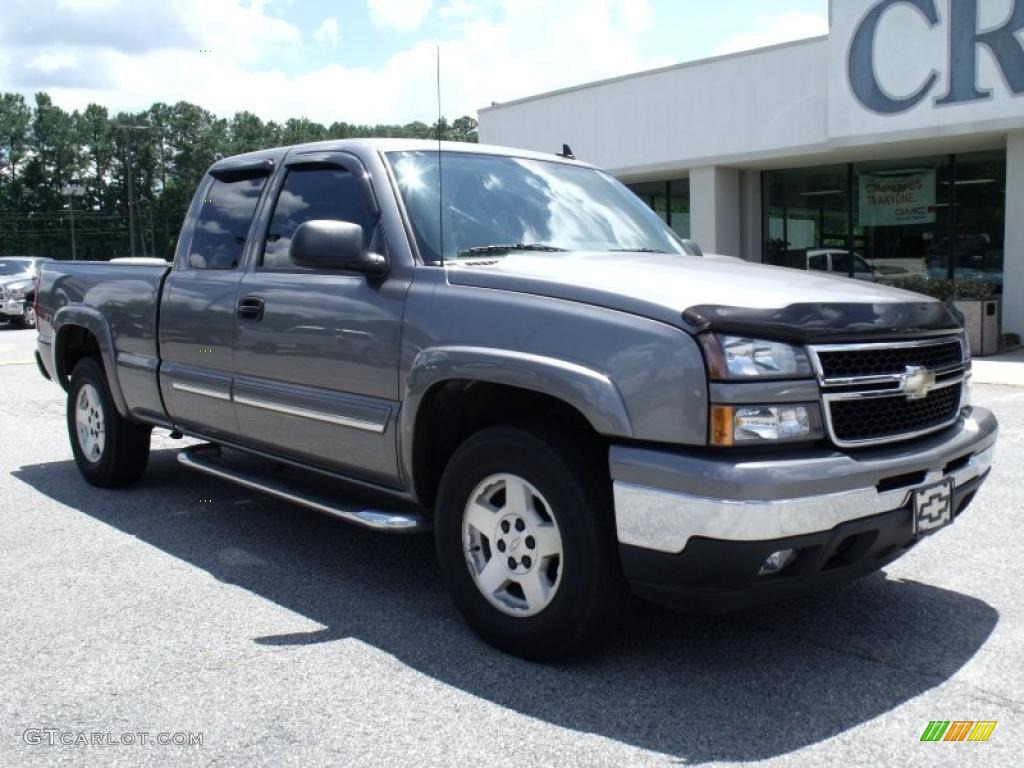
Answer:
top-left (0, 361), bottom-right (34, 366)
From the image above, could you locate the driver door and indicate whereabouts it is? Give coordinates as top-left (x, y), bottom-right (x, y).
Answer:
top-left (231, 153), bottom-right (407, 486)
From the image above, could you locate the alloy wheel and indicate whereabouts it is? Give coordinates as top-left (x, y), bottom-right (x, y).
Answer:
top-left (75, 383), bottom-right (106, 463)
top-left (462, 473), bottom-right (564, 617)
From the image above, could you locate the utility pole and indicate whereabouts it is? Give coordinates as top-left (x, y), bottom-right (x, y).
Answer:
top-left (114, 123), bottom-right (156, 258)
top-left (139, 196), bottom-right (156, 258)
top-left (61, 182), bottom-right (86, 260)
top-left (125, 145), bottom-right (137, 256)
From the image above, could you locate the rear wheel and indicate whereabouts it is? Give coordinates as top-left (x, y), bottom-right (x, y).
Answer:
top-left (67, 357), bottom-right (151, 487)
top-left (435, 424), bottom-right (626, 660)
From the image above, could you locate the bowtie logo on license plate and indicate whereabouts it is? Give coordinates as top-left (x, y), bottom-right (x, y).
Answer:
top-left (914, 481), bottom-right (953, 536)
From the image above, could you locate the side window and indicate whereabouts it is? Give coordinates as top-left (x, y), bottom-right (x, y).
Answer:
top-left (808, 253), bottom-right (827, 271)
top-left (188, 175), bottom-right (268, 270)
top-left (261, 166), bottom-right (377, 270)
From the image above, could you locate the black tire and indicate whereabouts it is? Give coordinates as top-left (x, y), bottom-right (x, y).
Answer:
top-left (435, 424), bottom-right (627, 660)
top-left (67, 357), bottom-right (151, 487)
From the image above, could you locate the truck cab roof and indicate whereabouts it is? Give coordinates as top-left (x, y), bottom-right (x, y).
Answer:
top-left (207, 138), bottom-right (594, 179)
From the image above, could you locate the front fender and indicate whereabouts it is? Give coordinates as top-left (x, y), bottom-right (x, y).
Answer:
top-left (52, 305), bottom-right (130, 419)
top-left (399, 345), bottom-right (634, 487)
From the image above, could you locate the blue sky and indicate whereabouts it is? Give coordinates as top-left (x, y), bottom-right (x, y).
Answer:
top-left (0, 0), bottom-right (830, 124)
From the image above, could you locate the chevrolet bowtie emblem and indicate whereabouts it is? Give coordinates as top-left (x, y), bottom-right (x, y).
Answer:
top-left (900, 365), bottom-right (937, 400)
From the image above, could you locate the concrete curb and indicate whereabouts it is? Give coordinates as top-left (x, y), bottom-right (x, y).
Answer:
top-left (972, 349), bottom-right (1024, 387)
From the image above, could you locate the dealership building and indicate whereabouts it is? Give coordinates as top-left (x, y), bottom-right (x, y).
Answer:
top-left (478, 0), bottom-right (1024, 338)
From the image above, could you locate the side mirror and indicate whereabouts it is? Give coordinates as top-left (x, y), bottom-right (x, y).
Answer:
top-left (289, 220), bottom-right (388, 276)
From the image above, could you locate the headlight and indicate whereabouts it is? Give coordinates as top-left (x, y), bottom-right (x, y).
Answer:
top-left (710, 404), bottom-right (823, 446)
top-left (5, 281), bottom-right (30, 300)
top-left (699, 334), bottom-right (812, 380)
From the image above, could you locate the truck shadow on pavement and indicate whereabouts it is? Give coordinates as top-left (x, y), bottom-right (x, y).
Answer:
top-left (14, 448), bottom-right (999, 764)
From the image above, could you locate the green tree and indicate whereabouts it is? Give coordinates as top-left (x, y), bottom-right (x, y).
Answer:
top-left (228, 111), bottom-right (272, 155)
top-left (0, 89), bottom-right (479, 260)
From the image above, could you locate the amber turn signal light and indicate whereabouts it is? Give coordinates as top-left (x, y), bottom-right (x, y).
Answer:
top-left (710, 405), bottom-right (734, 447)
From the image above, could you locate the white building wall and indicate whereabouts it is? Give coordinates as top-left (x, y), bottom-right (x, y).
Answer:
top-left (480, 0), bottom-right (1024, 175)
top-left (828, 0), bottom-right (1024, 144)
top-left (478, 38), bottom-right (831, 177)
top-left (1004, 131), bottom-right (1024, 338)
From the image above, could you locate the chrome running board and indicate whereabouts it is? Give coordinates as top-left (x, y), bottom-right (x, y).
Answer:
top-left (177, 444), bottom-right (430, 533)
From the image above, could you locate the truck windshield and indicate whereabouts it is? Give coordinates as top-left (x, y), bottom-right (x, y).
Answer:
top-left (387, 151), bottom-right (687, 263)
top-left (0, 259), bottom-right (33, 275)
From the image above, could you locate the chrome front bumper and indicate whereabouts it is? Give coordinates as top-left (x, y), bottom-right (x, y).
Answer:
top-left (611, 407), bottom-right (997, 554)
top-left (0, 298), bottom-right (24, 316)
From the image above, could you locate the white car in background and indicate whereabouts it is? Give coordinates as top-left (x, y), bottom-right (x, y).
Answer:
top-left (0, 256), bottom-right (51, 329)
top-left (805, 249), bottom-right (880, 281)
top-left (805, 250), bottom-right (927, 283)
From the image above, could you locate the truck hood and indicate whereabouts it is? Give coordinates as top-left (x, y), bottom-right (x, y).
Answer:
top-left (446, 251), bottom-right (962, 342)
top-left (0, 274), bottom-right (34, 289)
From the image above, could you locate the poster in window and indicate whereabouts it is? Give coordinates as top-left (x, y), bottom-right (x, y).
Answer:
top-left (859, 170), bottom-right (936, 227)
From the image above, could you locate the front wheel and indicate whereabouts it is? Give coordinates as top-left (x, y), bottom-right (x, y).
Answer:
top-left (435, 424), bottom-right (626, 660)
top-left (67, 357), bottom-right (151, 487)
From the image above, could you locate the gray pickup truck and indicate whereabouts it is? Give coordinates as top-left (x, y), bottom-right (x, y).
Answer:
top-left (35, 139), bottom-right (997, 659)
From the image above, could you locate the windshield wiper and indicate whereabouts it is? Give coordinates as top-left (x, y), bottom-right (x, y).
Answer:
top-left (456, 243), bottom-right (568, 257)
top-left (607, 247), bottom-right (672, 254)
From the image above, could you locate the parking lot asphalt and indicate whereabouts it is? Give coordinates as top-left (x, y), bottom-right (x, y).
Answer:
top-left (1, 322), bottom-right (1021, 768)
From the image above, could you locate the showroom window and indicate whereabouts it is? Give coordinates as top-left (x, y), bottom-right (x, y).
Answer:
top-left (945, 150), bottom-right (1005, 287)
top-left (854, 155), bottom-right (952, 279)
top-left (628, 178), bottom-right (690, 238)
top-left (763, 163), bottom-right (850, 269)
top-left (762, 150), bottom-right (1005, 291)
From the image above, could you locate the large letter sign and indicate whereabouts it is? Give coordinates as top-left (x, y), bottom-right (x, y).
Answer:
top-left (849, 0), bottom-right (1024, 114)
top-left (848, 0), bottom-right (941, 114)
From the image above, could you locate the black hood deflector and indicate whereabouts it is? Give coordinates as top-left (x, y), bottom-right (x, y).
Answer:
top-left (682, 302), bottom-right (963, 343)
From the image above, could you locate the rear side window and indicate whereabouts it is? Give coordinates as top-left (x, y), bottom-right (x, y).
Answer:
top-left (188, 175), bottom-right (268, 270)
top-left (261, 167), bottom-right (377, 270)
top-left (832, 253), bottom-right (851, 273)
top-left (808, 253), bottom-right (827, 271)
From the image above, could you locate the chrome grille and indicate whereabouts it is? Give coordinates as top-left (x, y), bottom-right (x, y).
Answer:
top-left (816, 340), bottom-right (962, 381)
top-left (808, 337), bottom-right (967, 448)
top-left (828, 384), bottom-right (962, 443)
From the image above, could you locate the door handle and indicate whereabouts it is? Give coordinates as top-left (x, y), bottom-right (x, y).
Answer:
top-left (237, 296), bottom-right (265, 320)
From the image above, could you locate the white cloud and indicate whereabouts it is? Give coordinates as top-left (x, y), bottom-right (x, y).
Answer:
top-left (28, 51), bottom-right (79, 72)
top-left (438, 0), bottom-right (479, 21)
top-left (712, 11), bottom-right (828, 57)
top-left (367, 0), bottom-right (433, 32)
top-left (1, 0), bottom-right (668, 126)
top-left (178, 0), bottom-right (300, 63)
top-left (313, 16), bottom-right (339, 46)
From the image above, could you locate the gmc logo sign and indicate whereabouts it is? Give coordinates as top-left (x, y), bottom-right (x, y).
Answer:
top-left (849, 0), bottom-right (1024, 114)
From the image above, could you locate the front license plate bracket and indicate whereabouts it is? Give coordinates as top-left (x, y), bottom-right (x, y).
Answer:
top-left (914, 480), bottom-right (954, 536)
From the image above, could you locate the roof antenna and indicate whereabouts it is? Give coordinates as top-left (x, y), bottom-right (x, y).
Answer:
top-left (559, 143), bottom-right (575, 160)
top-left (436, 45), bottom-right (444, 265)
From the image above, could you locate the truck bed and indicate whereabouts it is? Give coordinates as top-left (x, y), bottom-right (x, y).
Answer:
top-left (37, 260), bottom-right (172, 424)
